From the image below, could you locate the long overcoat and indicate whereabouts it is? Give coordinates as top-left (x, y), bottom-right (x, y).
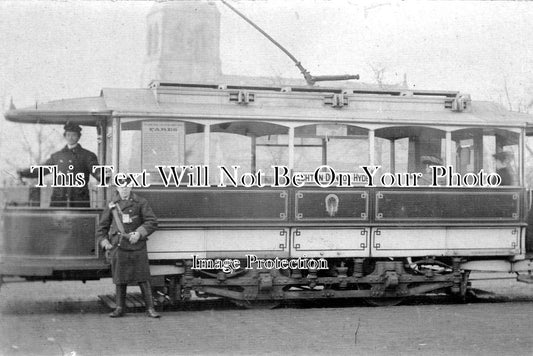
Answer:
top-left (19, 144), bottom-right (99, 207)
top-left (96, 192), bottom-right (158, 284)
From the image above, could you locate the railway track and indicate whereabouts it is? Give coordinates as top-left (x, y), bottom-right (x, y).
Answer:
top-left (97, 288), bottom-right (533, 312)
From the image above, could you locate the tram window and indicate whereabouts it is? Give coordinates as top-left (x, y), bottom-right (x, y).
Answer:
top-left (294, 124), bottom-right (369, 173)
top-left (526, 137), bottom-right (533, 188)
top-left (256, 134), bottom-right (289, 179)
top-left (12, 124), bottom-right (104, 208)
top-left (210, 121), bottom-right (289, 185)
top-left (106, 120), bottom-right (113, 166)
top-left (119, 119), bottom-right (204, 184)
top-left (376, 126), bottom-right (446, 186)
top-left (452, 128), bottom-right (519, 186)
top-left (374, 137), bottom-right (392, 173)
top-left (393, 137), bottom-right (409, 173)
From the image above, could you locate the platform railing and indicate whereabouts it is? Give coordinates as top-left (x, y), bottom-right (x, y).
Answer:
top-left (0, 185), bottom-right (105, 209)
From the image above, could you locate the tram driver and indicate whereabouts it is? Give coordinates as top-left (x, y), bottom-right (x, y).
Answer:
top-left (17, 122), bottom-right (100, 207)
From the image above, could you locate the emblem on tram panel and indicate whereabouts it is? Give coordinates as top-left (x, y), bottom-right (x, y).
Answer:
top-left (325, 194), bottom-right (339, 217)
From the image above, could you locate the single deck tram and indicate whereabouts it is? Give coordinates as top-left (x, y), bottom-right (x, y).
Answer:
top-left (2, 81), bottom-right (533, 306)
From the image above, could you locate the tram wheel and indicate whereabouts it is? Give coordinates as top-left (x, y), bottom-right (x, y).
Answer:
top-left (232, 299), bottom-right (281, 309)
top-left (356, 282), bottom-right (406, 307)
top-left (364, 297), bottom-right (405, 307)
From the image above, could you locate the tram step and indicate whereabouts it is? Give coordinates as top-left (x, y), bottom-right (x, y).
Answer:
top-left (98, 293), bottom-right (149, 309)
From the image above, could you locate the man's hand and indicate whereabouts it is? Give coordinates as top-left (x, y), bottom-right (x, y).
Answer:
top-left (129, 231), bottom-right (141, 244)
top-left (101, 239), bottom-right (113, 250)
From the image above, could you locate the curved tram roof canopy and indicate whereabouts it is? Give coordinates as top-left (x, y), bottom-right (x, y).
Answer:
top-left (5, 82), bottom-right (533, 133)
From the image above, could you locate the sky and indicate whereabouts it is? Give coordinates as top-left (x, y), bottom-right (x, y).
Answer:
top-left (1, 0), bottom-right (533, 178)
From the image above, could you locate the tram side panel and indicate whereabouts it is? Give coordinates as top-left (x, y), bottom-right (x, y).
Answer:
top-left (290, 189), bottom-right (371, 258)
top-left (142, 186), bottom-right (525, 264)
top-left (370, 188), bottom-right (524, 257)
top-left (144, 188), bottom-right (291, 260)
top-left (147, 228), bottom-right (290, 260)
top-left (0, 208), bottom-right (106, 277)
top-left (144, 187), bottom-right (374, 260)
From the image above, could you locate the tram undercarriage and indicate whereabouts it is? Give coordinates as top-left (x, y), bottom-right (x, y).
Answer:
top-left (145, 257), bottom-right (471, 308)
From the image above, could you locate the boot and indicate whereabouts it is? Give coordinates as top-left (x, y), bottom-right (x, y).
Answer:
top-left (109, 284), bottom-right (127, 318)
top-left (139, 281), bottom-right (160, 318)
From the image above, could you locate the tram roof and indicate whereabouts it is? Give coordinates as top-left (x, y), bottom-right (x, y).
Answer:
top-left (5, 83), bottom-right (533, 130)
top-left (4, 96), bottom-right (110, 126)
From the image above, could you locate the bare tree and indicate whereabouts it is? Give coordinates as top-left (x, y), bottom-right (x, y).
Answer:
top-left (500, 75), bottom-right (533, 114)
top-left (369, 64), bottom-right (386, 89)
top-left (502, 77), bottom-right (514, 111)
top-left (368, 64), bottom-right (409, 90)
top-left (0, 98), bottom-right (61, 185)
top-left (18, 124), bottom-right (59, 167)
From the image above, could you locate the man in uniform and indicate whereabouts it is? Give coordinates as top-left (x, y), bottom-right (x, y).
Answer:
top-left (18, 122), bottom-right (99, 207)
top-left (97, 179), bottom-right (160, 318)
top-left (493, 151), bottom-right (517, 186)
top-left (419, 155), bottom-right (444, 186)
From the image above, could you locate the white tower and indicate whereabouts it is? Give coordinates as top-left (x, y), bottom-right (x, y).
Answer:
top-left (141, 0), bottom-right (222, 85)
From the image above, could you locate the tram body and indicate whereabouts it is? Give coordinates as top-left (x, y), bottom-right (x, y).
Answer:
top-left (2, 81), bottom-right (533, 304)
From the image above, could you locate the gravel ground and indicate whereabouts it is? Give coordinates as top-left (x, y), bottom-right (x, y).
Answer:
top-left (0, 272), bottom-right (532, 356)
